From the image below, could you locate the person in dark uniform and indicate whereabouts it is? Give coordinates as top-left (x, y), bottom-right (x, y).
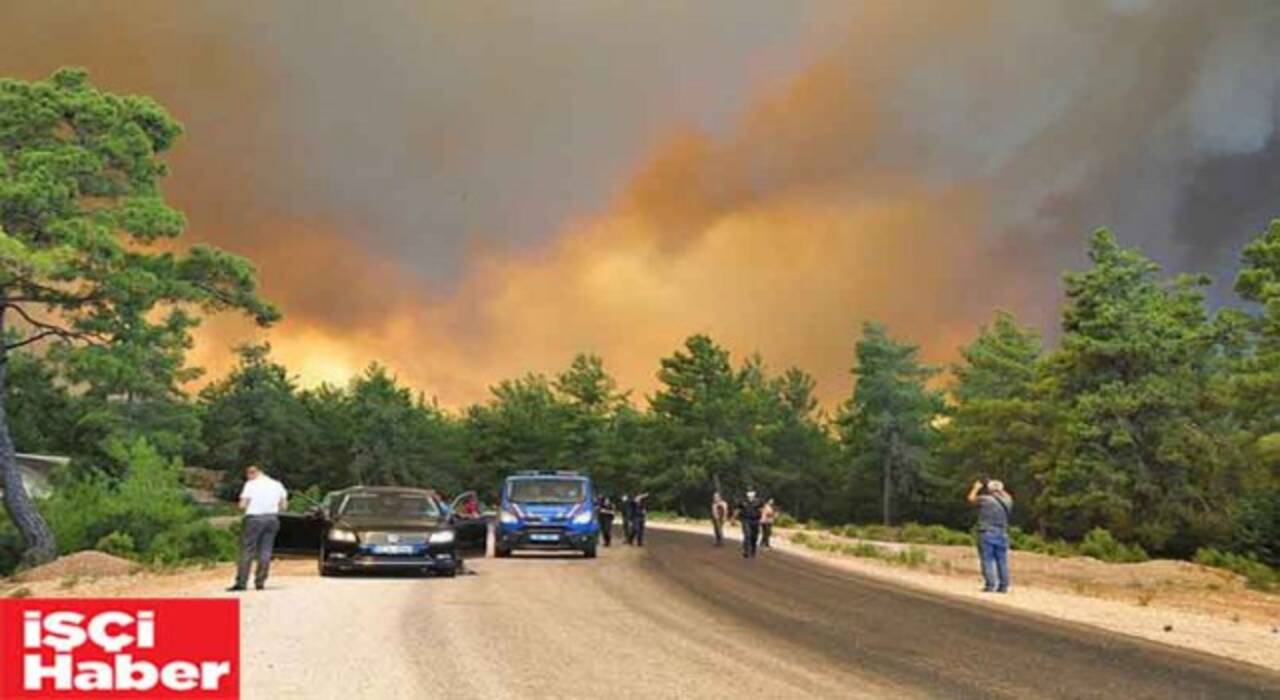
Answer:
top-left (597, 495), bottom-right (617, 547)
top-left (735, 488), bottom-right (765, 559)
top-left (632, 493), bottom-right (650, 546)
top-left (621, 494), bottom-right (635, 545)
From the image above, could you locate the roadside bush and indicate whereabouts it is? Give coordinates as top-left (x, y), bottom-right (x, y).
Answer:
top-left (42, 438), bottom-right (195, 555)
top-left (148, 522), bottom-right (237, 566)
top-left (94, 532), bottom-right (137, 558)
top-left (895, 546), bottom-right (929, 568)
top-left (832, 522), bottom-right (973, 547)
top-left (1078, 528), bottom-right (1148, 563)
top-left (1009, 527), bottom-right (1077, 557)
top-left (775, 513), bottom-right (797, 528)
top-left (1194, 548), bottom-right (1279, 592)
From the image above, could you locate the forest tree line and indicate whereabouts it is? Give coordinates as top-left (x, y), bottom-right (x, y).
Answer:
top-left (8, 225), bottom-right (1280, 568)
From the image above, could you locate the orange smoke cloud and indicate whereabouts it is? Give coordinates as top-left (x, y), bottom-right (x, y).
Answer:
top-left (189, 66), bottom-right (1027, 407)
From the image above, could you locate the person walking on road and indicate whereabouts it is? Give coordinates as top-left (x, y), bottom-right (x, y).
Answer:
top-left (760, 498), bottom-right (777, 549)
top-left (735, 488), bottom-right (765, 559)
top-left (967, 478), bottom-right (1013, 593)
top-left (597, 495), bottom-right (617, 547)
top-left (621, 494), bottom-right (636, 545)
top-left (229, 465), bottom-right (288, 591)
top-left (632, 493), bottom-right (650, 546)
top-left (710, 491), bottom-right (729, 546)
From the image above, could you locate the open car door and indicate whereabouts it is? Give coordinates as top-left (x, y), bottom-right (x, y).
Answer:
top-left (273, 507), bottom-right (327, 555)
top-left (448, 491), bottom-right (488, 558)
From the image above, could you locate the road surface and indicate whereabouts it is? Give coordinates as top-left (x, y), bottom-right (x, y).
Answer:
top-left (233, 528), bottom-right (1280, 699)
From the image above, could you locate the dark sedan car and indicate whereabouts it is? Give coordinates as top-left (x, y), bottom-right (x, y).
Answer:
top-left (274, 486), bottom-right (488, 577)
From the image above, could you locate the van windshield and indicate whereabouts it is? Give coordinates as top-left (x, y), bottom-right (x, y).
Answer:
top-left (507, 478), bottom-right (585, 504)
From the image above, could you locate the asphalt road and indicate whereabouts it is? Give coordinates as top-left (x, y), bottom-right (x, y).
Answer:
top-left (235, 527), bottom-right (1280, 699)
top-left (640, 528), bottom-right (1280, 699)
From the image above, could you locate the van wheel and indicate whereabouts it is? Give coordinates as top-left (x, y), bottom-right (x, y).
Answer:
top-left (583, 545), bottom-right (597, 559)
top-left (495, 546), bottom-right (511, 558)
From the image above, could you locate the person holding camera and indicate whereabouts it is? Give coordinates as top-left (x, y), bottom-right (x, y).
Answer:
top-left (967, 478), bottom-right (1013, 593)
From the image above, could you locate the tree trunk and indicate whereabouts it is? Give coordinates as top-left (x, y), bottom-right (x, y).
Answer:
top-left (885, 432), bottom-right (896, 527)
top-left (882, 429), bottom-right (897, 527)
top-left (0, 310), bottom-right (58, 566)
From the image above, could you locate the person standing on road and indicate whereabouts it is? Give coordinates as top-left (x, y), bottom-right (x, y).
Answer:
top-left (710, 491), bottom-right (729, 546)
top-left (621, 494), bottom-right (636, 545)
top-left (632, 493), bottom-right (650, 546)
top-left (967, 478), bottom-right (1013, 593)
top-left (760, 498), bottom-right (777, 549)
top-left (230, 465), bottom-right (288, 592)
top-left (735, 488), bottom-right (765, 559)
top-left (597, 495), bottom-right (617, 547)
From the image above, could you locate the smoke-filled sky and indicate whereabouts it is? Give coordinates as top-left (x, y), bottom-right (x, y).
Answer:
top-left (4, 1), bottom-right (1280, 406)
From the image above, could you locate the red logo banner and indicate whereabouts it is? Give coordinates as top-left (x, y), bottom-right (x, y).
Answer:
top-left (0, 599), bottom-right (239, 699)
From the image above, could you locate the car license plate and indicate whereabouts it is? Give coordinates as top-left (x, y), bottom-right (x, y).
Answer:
top-left (373, 545), bottom-right (414, 555)
top-left (530, 533), bottom-right (560, 542)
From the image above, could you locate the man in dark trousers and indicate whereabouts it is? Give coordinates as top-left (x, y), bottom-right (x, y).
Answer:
top-left (229, 465), bottom-right (287, 591)
top-left (621, 494), bottom-right (635, 545)
top-left (631, 493), bottom-right (650, 546)
top-left (735, 488), bottom-right (766, 558)
top-left (596, 495), bottom-right (617, 547)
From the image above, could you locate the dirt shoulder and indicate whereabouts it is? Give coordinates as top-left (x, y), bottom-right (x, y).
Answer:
top-left (650, 520), bottom-right (1280, 671)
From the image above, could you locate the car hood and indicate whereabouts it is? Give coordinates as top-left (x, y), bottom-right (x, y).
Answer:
top-left (333, 515), bottom-right (445, 531)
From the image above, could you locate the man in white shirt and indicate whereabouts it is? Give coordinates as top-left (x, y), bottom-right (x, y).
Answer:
top-left (229, 465), bottom-right (288, 591)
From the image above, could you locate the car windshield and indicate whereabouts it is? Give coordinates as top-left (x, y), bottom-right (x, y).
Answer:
top-left (508, 478), bottom-right (585, 504)
top-left (338, 493), bottom-right (439, 518)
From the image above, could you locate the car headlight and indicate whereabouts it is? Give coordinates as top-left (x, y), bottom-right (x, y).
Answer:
top-left (428, 530), bottom-right (455, 544)
top-left (572, 510), bottom-right (594, 525)
top-left (329, 527), bottom-right (357, 543)
top-left (499, 510), bottom-right (518, 524)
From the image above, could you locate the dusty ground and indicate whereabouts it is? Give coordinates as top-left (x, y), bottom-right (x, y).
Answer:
top-left (4, 527), bottom-right (1278, 699)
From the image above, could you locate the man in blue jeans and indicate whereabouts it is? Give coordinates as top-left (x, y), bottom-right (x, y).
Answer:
top-left (967, 478), bottom-right (1012, 593)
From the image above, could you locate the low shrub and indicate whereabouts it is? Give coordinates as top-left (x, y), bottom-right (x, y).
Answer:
top-left (1079, 528), bottom-right (1148, 563)
top-left (94, 532), bottom-right (137, 559)
top-left (148, 521), bottom-right (237, 566)
top-left (895, 546), bottom-right (929, 568)
top-left (775, 513), bottom-right (797, 528)
top-left (831, 522), bottom-right (973, 547)
top-left (1009, 527), bottom-right (1077, 557)
top-left (841, 542), bottom-right (883, 558)
top-left (1194, 548), bottom-right (1279, 592)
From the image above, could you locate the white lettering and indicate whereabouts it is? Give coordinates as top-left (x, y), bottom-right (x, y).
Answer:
top-left (73, 660), bottom-right (113, 691)
top-left (19, 608), bottom-right (232, 693)
top-left (200, 661), bottom-right (232, 690)
top-left (88, 611), bottom-right (135, 653)
top-left (115, 654), bottom-right (159, 691)
top-left (136, 610), bottom-right (156, 649)
top-left (42, 612), bottom-right (86, 653)
top-left (23, 653), bottom-right (71, 691)
top-left (161, 661), bottom-right (199, 691)
top-left (22, 611), bottom-right (41, 649)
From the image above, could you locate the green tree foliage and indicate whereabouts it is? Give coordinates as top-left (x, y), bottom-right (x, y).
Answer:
top-left (837, 322), bottom-right (944, 525)
top-left (648, 335), bottom-right (759, 513)
top-left (0, 69), bottom-right (277, 563)
top-left (347, 364), bottom-right (465, 491)
top-left (466, 373), bottom-right (572, 492)
top-left (198, 344), bottom-right (313, 483)
top-left (3, 349), bottom-right (76, 453)
top-left (937, 312), bottom-right (1046, 528)
top-left (1034, 230), bottom-right (1238, 555)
